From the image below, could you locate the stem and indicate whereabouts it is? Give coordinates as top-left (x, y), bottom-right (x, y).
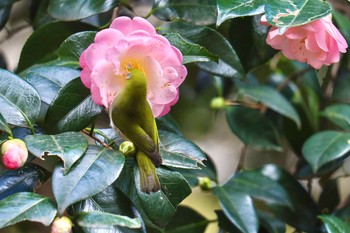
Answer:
top-left (82, 129), bottom-right (114, 150)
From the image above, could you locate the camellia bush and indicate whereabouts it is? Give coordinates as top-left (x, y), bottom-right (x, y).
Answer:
top-left (1, 0), bottom-right (350, 233)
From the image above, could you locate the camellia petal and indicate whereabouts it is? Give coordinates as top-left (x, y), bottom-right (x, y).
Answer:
top-left (262, 15), bottom-right (348, 69)
top-left (80, 16), bottom-right (187, 117)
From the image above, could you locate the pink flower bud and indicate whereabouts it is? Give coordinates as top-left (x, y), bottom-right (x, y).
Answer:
top-left (80, 16), bottom-right (187, 117)
top-left (261, 15), bottom-right (348, 69)
top-left (1, 139), bottom-right (28, 170)
top-left (51, 217), bottom-right (73, 233)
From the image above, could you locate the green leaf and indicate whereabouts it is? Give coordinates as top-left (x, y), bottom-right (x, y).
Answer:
top-left (318, 179), bottom-right (340, 213)
top-left (0, 69), bottom-right (41, 127)
top-left (20, 65), bottom-right (80, 104)
top-left (0, 192), bottom-right (57, 228)
top-left (77, 211), bottom-right (141, 229)
top-left (265, 0), bottom-right (332, 33)
top-left (256, 165), bottom-right (319, 232)
top-left (216, 0), bottom-right (265, 26)
top-left (165, 206), bottom-right (209, 233)
top-left (48, 0), bottom-right (118, 21)
top-left (0, 112), bottom-right (11, 136)
top-left (52, 146), bottom-right (125, 215)
top-left (0, 4), bottom-right (11, 31)
top-left (239, 85), bottom-right (301, 128)
top-left (0, 164), bottom-right (48, 200)
top-left (25, 132), bottom-right (88, 174)
top-left (319, 215), bottom-right (350, 233)
top-left (71, 185), bottom-right (145, 233)
top-left (58, 31), bottom-right (96, 63)
top-left (321, 104), bottom-right (350, 131)
top-left (135, 167), bottom-right (191, 227)
top-left (164, 33), bottom-right (217, 64)
top-left (224, 168), bottom-right (293, 208)
top-left (226, 106), bottom-right (282, 151)
top-left (302, 131), bottom-right (350, 172)
top-left (159, 128), bottom-right (206, 169)
top-left (17, 21), bottom-right (95, 72)
top-left (160, 22), bottom-right (244, 79)
top-left (44, 78), bottom-right (103, 133)
top-left (216, 210), bottom-right (241, 232)
top-left (152, 0), bottom-right (217, 25)
top-left (116, 159), bottom-right (191, 229)
top-left (258, 211), bottom-right (286, 233)
top-left (212, 189), bottom-right (258, 233)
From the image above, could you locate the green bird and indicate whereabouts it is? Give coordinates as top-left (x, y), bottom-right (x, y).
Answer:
top-left (109, 68), bottom-right (162, 193)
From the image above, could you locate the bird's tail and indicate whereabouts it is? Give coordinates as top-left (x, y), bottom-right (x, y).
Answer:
top-left (136, 150), bottom-right (161, 193)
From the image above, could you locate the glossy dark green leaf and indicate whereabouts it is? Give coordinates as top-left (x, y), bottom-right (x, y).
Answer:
top-left (165, 206), bottom-right (209, 233)
top-left (319, 215), bottom-right (350, 233)
top-left (229, 17), bottom-right (277, 72)
top-left (216, 210), bottom-right (241, 233)
top-left (77, 211), bottom-right (141, 229)
top-left (0, 4), bottom-right (11, 31)
top-left (302, 131), bottom-right (350, 172)
top-left (319, 179), bottom-right (339, 213)
top-left (224, 168), bottom-right (292, 208)
top-left (160, 22), bottom-right (244, 79)
top-left (0, 112), bottom-right (11, 136)
top-left (21, 65), bottom-right (80, 104)
top-left (25, 132), bottom-right (88, 174)
top-left (17, 21), bottom-right (95, 72)
top-left (258, 211), bottom-right (286, 233)
top-left (226, 106), bottom-right (282, 151)
top-left (265, 0), bottom-right (332, 33)
top-left (239, 85), bottom-right (301, 128)
top-left (172, 156), bottom-right (217, 187)
top-left (159, 129), bottom-right (206, 169)
top-left (255, 165), bottom-right (319, 232)
top-left (0, 164), bottom-right (48, 200)
top-left (216, 0), bottom-right (265, 26)
top-left (152, 0), bottom-right (216, 25)
top-left (44, 78), bottom-right (103, 133)
top-left (135, 166), bottom-right (191, 227)
top-left (52, 145), bottom-right (125, 214)
top-left (0, 69), bottom-right (41, 127)
top-left (212, 189), bottom-right (258, 233)
top-left (164, 33), bottom-right (217, 64)
top-left (115, 159), bottom-right (191, 229)
top-left (71, 185), bottom-right (145, 233)
top-left (48, 0), bottom-right (118, 21)
top-left (0, 192), bottom-right (57, 228)
top-left (58, 31), bottom-right (96, 63)
top-left (321, 104), bottom-right (350, 131)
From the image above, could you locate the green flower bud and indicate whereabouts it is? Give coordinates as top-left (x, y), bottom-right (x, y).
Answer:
top-left (210, 97), bottom-right (226, 109)
top-left (198, 177), bottom-right (216, 191)
top-left (51, 216), bottom-right (73, 233)
top-left (119, 141), bottom-right (136, 157)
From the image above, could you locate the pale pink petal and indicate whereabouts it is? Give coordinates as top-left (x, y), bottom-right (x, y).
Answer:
top-left (143, 56), bottom-right (178, 105)
top-left (305, 33), bottom-right (321, 52)
top-left (260, 14), bottom-right (348, 69)
top-left (80, 16), bottom-right (187, 116)
top-left (110, 16), bottom-right (156, 36)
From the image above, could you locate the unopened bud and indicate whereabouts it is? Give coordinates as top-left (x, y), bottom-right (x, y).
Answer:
top-left (51, 216), bottom-right (73, 233)
top-left (198, 177), bottom-right (216, 191)
top-left (210, 97), bottom-right (226, 109)
top-left (1, 139), bottom-right (28, 170)
top-left (119, 141), bottom-right (136, 157)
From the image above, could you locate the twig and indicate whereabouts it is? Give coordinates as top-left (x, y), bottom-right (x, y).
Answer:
top-left (82, 129), bottom-right (114, 150)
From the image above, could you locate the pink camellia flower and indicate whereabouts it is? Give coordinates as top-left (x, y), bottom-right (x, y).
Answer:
top-left (261, 15), bottom-right (348, 69)
top-left (80, 16), bottom-right (187, 117)
top-left (1, 139), bottom-right (28, 170)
